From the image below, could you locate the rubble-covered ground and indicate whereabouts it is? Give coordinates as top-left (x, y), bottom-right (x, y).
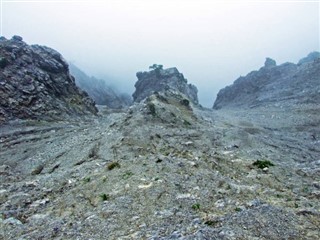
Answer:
top-left (1, 92), bottom-right (319, 239)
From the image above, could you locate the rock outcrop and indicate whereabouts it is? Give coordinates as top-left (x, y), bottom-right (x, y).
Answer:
top-left (69, 63), bottom-right (132, 109)
top-left (298, 51), bottom-right (320, 65)
top-left (0, 36), bottom-right (97, 123)
top-left (213, 52), bottom-right (320, 109)
top-left (132, 67), bottom-right (198, 104)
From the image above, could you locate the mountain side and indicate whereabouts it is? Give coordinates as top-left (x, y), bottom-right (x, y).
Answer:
top-left (213, 52), bottom-right (320, 109)
top-left (0, 36), bottom-right (97, 123)
top-left (1, 46), bottom-right (319, 239)
top-left (133, 67), bottom-right (198, 104)
top-left (69, 63), bottom-right (132, 109)
top-left (1, 89), bottom-right (319, 239)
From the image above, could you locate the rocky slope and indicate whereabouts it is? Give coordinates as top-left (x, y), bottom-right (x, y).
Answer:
top-left (69, 63), bottom-right (132, 109)
top-left (133, 67), bottom-right (198, 104)
top-left (213, 52), bottom-right (320, 109)
top-left (0, 36), bottom-right (97, 124)
top-left (1, 89), bottom-right (319, 239)
top-left (1, 43), bottom-right (319, 239)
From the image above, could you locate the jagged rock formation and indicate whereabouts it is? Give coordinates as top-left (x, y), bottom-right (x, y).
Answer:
top-left (213, 52), bottom-right (320, 109)
top-left (0, 36), bottom-right (97, 123)
top-left (69, 63), bottom-right (132, 109)
top-left (298, 51), bottom-right (320, 65)
top-left (132, 67), bottom-right (198, 104)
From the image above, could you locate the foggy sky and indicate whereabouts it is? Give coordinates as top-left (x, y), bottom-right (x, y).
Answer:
top-left (1, 0), bottom-right (319, 107)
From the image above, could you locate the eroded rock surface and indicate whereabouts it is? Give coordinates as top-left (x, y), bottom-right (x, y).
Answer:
top-left (133, 67), bottom-right (198, 104)
top-left (213, 52), bottom-right (320, 109)
top-left (0, 36), bottom-right (97, 123)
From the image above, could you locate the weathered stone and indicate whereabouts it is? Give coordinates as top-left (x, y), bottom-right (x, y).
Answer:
top-left (264, 57), bottom-right (276, 68)
top-left (0, 36), bottom-right (98, 123)
top-left (133, 67), bottom-right (198, 104)
top-left (213, 53), bottom-right (320, 109)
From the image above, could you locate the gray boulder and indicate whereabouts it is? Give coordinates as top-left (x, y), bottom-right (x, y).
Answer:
top-left (132, 67), bottom-right (198, 104)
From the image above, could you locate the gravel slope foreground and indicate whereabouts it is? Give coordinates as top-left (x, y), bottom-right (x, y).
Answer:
top-left (0, 93), bottom-right (319, 239)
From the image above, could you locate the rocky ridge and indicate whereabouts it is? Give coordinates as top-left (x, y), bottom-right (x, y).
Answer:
top-left (213, 52), bottom-right (320, 109)
top-left (0, 36), bottom-right (97, 124)
top-left (133, 67), bottom-right (198, 104)
top-left (69, 63), bottom-right (132, 109)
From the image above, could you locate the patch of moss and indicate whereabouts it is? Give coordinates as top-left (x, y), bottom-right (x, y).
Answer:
top-left (252, 160), bottom-right (274, 169)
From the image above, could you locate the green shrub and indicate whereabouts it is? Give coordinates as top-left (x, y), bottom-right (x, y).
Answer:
top-left (252, 160), bottom-right (274, 169)
top-left (192, 203), bottom-right (200, 210)
top-left (100, 193), bottom-right (110, 201)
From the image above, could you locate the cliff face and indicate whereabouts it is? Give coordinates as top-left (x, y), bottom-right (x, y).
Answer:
top-left (0, 36), bottom-right (97, 123)
top-left (132, 67), bottom-right (198, 104)
top-left (69, 63), bottom-right (132, 109)
top-left (213, 53), bottom-right (320, 109)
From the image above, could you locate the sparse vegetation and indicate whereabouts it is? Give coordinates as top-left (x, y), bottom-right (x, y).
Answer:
top-left (147, 102), bottom-right (156, 116)
top-left (122, 171), bottom-right (134, 179)
top-left (205, 220), bottom-right (218, 226)
top-left (107, 162), bottom-right (121, 170)
top-left (83, 177), bottom-right (91, 183)
top-left (149, 64), bottom-right (163, 76)
top-left (192, 203), bottom-right (200, 210)
top-left (180, 99), bottom-right (190, 107)
top-left (252, 160), bottom-right (274, 169)
top-left (100, 193), bottom-right (110, 201)
top-left (149, 64), bottom-right (163, 71)
top-left (88, 143), bottom-right (100, 159)
top-left (235, 207), bottom-right (242, 212)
